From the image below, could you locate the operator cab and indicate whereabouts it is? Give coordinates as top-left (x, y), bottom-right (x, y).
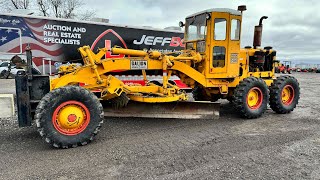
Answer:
top-left (180, 7), bottom-right (244, 78)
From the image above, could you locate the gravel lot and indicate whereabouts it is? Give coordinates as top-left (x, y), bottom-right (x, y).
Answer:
top-left (0, 73), bottom-right (320, 179)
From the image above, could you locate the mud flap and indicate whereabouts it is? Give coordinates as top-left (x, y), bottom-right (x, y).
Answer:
top-left (15, 71), bottom-right (31, 127)
top-left (104, 101), bottom-right (220, 119)
top-left (15, 71), bottom-right (50, 127)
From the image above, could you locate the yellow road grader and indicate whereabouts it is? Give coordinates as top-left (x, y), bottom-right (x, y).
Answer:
top-left (15, 6), bottom-right (300, 148)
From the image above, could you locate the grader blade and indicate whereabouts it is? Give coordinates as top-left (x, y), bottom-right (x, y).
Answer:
top-left (104, 101), bottom-right (220, 119)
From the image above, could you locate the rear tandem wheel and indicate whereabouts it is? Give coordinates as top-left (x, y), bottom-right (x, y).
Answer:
top-left (269, 76), bottom-right (300, 114)
top-left (35, 86), bottom-right (104, 148)
top-left (233, 77), bottom-right (269, 119)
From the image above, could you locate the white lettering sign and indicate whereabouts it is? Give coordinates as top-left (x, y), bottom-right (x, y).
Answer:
top-left (131, 60), bottom-right (148, 69)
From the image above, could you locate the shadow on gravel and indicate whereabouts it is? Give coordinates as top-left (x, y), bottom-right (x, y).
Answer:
top-left (219, 101), bottom-right (239, 117)
top-left (104, 100), bottom-right (242, 128)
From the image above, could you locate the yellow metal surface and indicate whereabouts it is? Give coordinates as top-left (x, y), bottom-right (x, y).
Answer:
top-left (127, 85), bottom-right (162, 94)
top-left (142, 70), bottom-right (147, 82)
top-left (112, 48), bottom-right (147, 57)
top-left (171, 61), bottom-right (207, 86)
top-left (58, 64), bottom-right (78, 74)
top-left (247, 88), bottom-right (260, 108)
top-left (148, 51), bottom-right (161, 59)
top-left (282, 86), bottom-right (293, 104)
top-left (219, 85), bottom-right (229, 94)
top-left (227, 78), bottom-right (274, 89)
top-left (50, 7), bottom-right (278, 105)
top-left (56, 104), bottom-right (85, 130)
top-left (248, 71), bottom-right (273, 78)
top-left (264, 79), bottom-right (274, 86)
top-left (128, 93), bottom-right (187, 103)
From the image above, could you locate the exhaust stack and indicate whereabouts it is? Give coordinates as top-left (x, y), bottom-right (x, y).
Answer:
top-left (253, 16), bottom-right (268, 49)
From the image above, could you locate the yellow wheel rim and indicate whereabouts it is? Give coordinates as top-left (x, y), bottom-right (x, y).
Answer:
top-left (52, 101), bottom-right (90, 136)
top-left (282, 85), bottom-right (294, 105)
top-left (247, 87), bottom-right (263, 109)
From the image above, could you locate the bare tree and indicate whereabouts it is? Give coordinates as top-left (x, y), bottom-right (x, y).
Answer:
top-left (0, 0), bottom-right (31, 12)
top-left (78, 10), bottom-right (95, 20)
top-left (37, 0), bottom-right (93, 19)
top-left (11, 0), bottom-right (30, 9)
top-left (63, 0), bottom-right (82, 19)
top-left (1, 0), bottom-right (95, 19)
top-left (37, 0), bottom-right (50, 16)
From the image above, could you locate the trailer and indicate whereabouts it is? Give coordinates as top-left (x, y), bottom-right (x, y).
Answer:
top-left (0, 13), bottom-right (189, 89)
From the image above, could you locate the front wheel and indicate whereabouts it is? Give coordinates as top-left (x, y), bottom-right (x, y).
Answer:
top-left (233, 77), bottom-right (269, 119)
top-left (192, 86), bottom-right (211, 101)
top-left (269, 76), bottom-right (300, 114)
top-left (35, 86), bottom-right (104, 148)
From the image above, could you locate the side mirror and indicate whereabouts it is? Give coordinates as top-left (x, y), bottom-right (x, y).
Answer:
top-left (179, 21), bottom-right (184, 27)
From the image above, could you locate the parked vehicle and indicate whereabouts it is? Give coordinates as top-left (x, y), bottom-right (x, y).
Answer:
top-left (276, 61), bottom-right (292, 74)
top-left (0, 60), bottom-right (25, 78)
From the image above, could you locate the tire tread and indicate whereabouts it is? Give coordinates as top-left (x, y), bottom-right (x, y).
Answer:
top-left (269, 75), bottom-right (300, 114)
top-left (35, 86), bottom-right (104, 148)
top-left (233, 77), bottom-right (269, 119)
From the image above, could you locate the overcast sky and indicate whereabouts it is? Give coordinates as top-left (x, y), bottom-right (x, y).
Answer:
top-left (87, 0), bottom-right (320, 64)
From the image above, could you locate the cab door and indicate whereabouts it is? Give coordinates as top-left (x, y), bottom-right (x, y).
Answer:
top-left (208, 12), bottom-right (242, 78)
top-left (228, 15), bottom-right (242, 78)
top-left (209, 12), bottom-right (229, 77)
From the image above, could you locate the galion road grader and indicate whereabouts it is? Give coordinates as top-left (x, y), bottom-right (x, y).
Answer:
top-left (15, 6), bottom-right (300, 148)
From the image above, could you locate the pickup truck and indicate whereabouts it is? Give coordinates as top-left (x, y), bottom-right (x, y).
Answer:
top-left (0, 61), bottom-right (25, 78)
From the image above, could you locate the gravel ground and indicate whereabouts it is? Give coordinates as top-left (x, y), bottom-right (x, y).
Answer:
top-left (1, 73), bottom-right (320, 179)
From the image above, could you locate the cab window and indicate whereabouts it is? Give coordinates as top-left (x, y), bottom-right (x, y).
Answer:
top-left (231, 19), bottom-right (241, 40)
top-left (214, 18), bottom-right (226, 40)
top-left (185, 14), bottom-right (207, 41)
top-left (213, 46), bottom-right (226, 68)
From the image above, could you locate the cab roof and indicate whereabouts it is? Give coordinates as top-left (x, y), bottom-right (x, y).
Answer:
top-left (186, 8), bottom-right (242, 18)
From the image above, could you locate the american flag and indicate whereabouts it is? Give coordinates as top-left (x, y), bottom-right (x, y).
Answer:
top-left (0, 15), bottom-right (64, 66)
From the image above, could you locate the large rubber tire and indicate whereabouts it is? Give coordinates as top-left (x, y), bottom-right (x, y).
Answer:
top-left (226, 96), bottom-right (234, 103)
top-left (233, 77), bottom-right (269, 119)
top-left (269, 76), bottom-right (300, 114)
top-left (35, 86), bottom-right (104, 148)
top-left (192, 86), bottom-right (211, 101)
top-left (110, 92), bottom-right (129, 109)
